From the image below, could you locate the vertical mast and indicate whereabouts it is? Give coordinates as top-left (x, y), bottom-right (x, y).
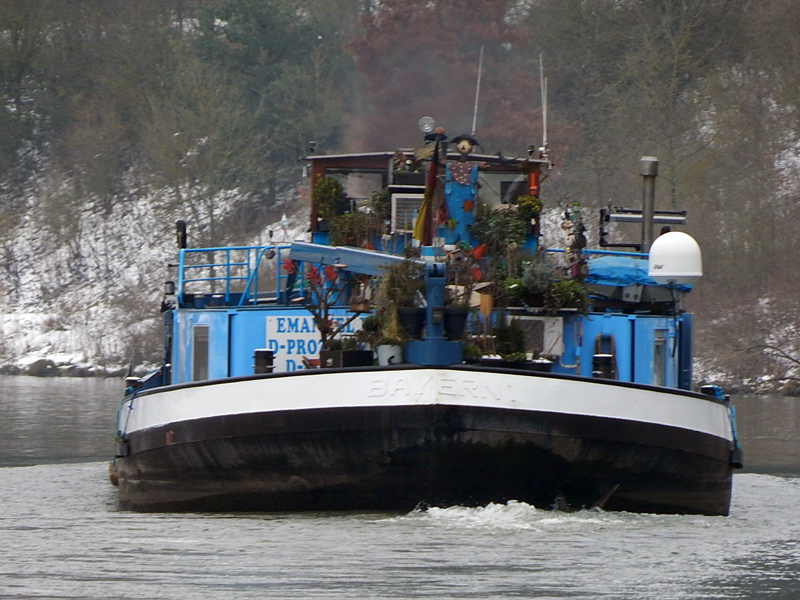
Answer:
top-left (471, 46), bottom-right (484, 137)
top-left (539, 53), bottom-right (548, 155)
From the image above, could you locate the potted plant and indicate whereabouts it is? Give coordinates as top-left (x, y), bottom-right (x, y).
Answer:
top-left (521, 260), bottom-right (557, 307)
top-left (443, 248), bottom-right (477, 340)
top-left (370, 189), bottom-right (392, 224)
top-left (545, 278), bottom-right (588, 312)
top-left (318, 335), bottom-right (373, 368)
top-left (494, 319), bottom-right (527, 362)
top-left (442, 305), bottom-right (470, 340)
top-left (377, 260), bottom-right (425, 338)
top-left (300, 262), bottom-right (373, 367)
top-left (462, 342), bottom-right (483, 364)
top-left (329, 211), bottom-right (382, 248)
top-left (358, 302), bottom-right (407, 365)
top-left (516, 194), bottom-right (543, 235)
top-left (374, 300), bottom-right (406, 365)
top-left (499, 277), bottom-right (524, 306)
top-left (356, 313), bottom-right (380, 346)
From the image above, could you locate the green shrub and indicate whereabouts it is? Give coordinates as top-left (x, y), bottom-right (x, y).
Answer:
top-left (376, 260), bottom-right (424, 308)
top-left (516, 195), bottom-right (543, 223)
top-left (494, 319), bottom-right (526, 357)
top-left (522, 260), bottom-right (557, 295)
top-left (545, 279), bottom-right (587, 311)
top-left (370, 189), bottom-right (391, 221)
top-left (329, 212), bottom-right (381, 246)
top-left (468, 206), bottom-right (525, 259)
top-left (313, 177), bottom-right (346, 219)
top-left (500, 277), bottom-right (524, 303)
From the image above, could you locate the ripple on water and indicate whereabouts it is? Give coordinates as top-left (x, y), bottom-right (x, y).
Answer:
top-left (0, 467), bottom-right (799, 599)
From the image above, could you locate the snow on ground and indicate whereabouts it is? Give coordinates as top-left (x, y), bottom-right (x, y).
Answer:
top-left (0, 173), bottom-right (309, 376)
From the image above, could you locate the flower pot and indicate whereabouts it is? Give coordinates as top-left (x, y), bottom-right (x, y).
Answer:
top-left (478, 357), bottom-right (552, 372)
top-left (376, 344), bottom-right (403, 365)
top-left (396, 307), bottom-right (426, 338)
top-left (524, 220), bottom-right (540, 236)
top-left (522, 292), bottom-right (546, 307)
top-left (319, 349), bottom-right (374, 368)
top-left (349, 296), bottom-right (371, 313)
top-left (443, 306), bottom-right (470, 340)
top-left (392, 171), bottom-right (426, 186)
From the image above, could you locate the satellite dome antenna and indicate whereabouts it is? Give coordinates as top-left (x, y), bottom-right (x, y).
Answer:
top-left (648, 231), bottom-right (703, 285)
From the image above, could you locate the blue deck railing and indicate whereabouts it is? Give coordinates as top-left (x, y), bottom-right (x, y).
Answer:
top-left (175, 242), bottom-right (651, 309)
top-left (177, 244), bottom-right (296, 307)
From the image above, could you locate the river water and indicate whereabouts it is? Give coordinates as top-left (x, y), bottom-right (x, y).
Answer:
top-left (1, 376), bottom-right (798, 599)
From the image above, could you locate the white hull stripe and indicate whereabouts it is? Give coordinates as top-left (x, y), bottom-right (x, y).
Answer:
top-left (120, 369), bottom-right (733, 440)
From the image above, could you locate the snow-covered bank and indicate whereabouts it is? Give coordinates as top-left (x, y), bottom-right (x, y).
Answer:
top-left (0, 171), bottom-right (309, 378)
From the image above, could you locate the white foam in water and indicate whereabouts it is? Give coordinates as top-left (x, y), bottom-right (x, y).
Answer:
top-left (406, 500), bottom-right (546, 529)
top-left (397, 500), bottom-right (629, 531)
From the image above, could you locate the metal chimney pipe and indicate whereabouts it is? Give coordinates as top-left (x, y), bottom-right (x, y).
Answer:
top-left (640, 156), bottom-right (658, 252)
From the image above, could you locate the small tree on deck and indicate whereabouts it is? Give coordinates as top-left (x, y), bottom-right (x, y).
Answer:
top-left (294, 261), bottom-right (367, 350)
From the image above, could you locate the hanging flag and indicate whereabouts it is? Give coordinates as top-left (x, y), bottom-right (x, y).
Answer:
top-left (412, 138), bottom-right (441, 244)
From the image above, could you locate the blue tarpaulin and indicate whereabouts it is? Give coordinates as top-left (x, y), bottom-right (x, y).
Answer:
top-left (586, 255), bottom-right (691, 290)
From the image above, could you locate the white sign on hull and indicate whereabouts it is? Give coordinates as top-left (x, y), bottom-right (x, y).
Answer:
top-left (265, 315), bottom-right (363, 372)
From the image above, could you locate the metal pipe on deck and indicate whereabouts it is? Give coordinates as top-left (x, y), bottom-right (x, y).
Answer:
top-left (640, 156), bottom-right (658, 252)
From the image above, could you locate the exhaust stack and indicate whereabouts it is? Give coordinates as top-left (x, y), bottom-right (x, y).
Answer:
top-left (640, 156), bottom-right (658, 252)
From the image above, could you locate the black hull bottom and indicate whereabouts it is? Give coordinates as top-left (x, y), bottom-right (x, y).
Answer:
top-left (116, 405), bottom-right (733, 515)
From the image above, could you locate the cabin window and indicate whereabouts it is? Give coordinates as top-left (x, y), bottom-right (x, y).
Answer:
top-left (344, 172), bottom-right (383, 202)
top-left (192, 325), bottom-right (210, 381)
top-left (325, 170), bottom-right (385, 211)
top-left (653, 330), bottom-right (667, 387)
top-left (478, 172), bottom-right (528, 207)
top-left (391, 193), bottom-right (425, 233)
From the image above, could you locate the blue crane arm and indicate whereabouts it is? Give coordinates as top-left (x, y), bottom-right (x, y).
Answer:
top-left (288, 242), bottom-right (421, 277)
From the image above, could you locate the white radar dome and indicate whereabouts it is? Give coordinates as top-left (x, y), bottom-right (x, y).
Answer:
top-left (648, 231), bottom-right (702, 285)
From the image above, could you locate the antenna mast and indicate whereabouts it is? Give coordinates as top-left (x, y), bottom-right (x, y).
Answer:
top-left (471, 45), bottom-right (484, 137)
top-left (539, 53), bottom-right (548, 160)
